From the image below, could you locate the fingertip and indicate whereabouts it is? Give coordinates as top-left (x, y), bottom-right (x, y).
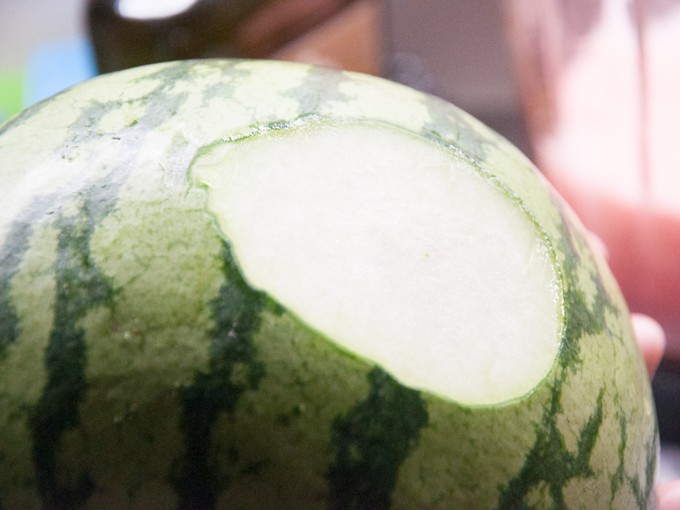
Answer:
top-left (632, 313), bottom-right (666, 377)
top-left (658, 479), bottom-right (680, 510)
top-left (587, 230), bottom-right (609, 261)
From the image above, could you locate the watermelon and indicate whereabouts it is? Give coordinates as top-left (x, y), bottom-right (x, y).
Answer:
top-left (0, 59), bottom-right (657, 509)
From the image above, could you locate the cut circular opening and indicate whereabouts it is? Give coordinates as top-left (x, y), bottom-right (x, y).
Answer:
top-left (192, 120), bottom-right (561, 405)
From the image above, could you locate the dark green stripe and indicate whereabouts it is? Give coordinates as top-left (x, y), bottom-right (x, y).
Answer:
top-left (629, 424), bottom-right (657, 510)
top-left (328, 367), bottom-right (428, 510)
top-left (288, 65), bottom-right (349, 117)
top-left (424, 94), bottom-right (493, 164)
top-left (556, 206), bottom-right (618, 371)
top-left (496, 377), bottom-right (604, 509)
top-left (610, 412), bottom-right (628, 500)
top-left (641, 427), bottom-right (657, 509)
top-left (0, 194), bottom-right (66, 358)
top-left (0, 221), bottom-right (32, 356)
top-left (30, 184), bottom-right (117, 510)
top-left (172, 240), bottom-right (266, 510)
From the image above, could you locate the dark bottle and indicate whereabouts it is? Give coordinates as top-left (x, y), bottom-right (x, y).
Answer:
top-left (86, 0), bottom-right (363, 74)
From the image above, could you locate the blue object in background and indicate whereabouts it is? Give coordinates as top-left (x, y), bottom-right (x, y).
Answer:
top-left (25, 37), bottom-right (96, 107)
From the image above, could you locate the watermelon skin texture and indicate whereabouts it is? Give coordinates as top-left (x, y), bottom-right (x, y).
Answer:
top-left (0, 60), bottom-right (657, 509)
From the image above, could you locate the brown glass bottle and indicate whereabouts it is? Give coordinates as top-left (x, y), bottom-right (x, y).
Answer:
top-left (86, 0), bottom-right (373, 74)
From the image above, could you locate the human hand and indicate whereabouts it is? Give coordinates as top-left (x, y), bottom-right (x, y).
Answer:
top-left (658, 478), bottom-right (680, 510)
top-left (631, 313), bottom-right (680, 510)
top-left (634, 313), bottom-right (666, 378)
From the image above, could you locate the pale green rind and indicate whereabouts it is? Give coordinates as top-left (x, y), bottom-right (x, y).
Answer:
top-left (0, 59), bottom-right (657, 508)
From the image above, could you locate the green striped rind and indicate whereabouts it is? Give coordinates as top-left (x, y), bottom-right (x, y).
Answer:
top-left (0, 60), bottom-right (657, 508)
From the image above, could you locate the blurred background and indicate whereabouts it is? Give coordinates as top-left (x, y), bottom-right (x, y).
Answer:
top-left (0, 0), bottom-right (527, 146)
top-left (1, 0), bottom-right (679, 484)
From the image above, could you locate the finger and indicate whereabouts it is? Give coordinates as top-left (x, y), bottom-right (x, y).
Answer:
top-left (658, 479), bottom-right (680, 510)
top-left (587, 230), bottom-right (609, 261)
top-left (632, 313), bottom-right (666, 378)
